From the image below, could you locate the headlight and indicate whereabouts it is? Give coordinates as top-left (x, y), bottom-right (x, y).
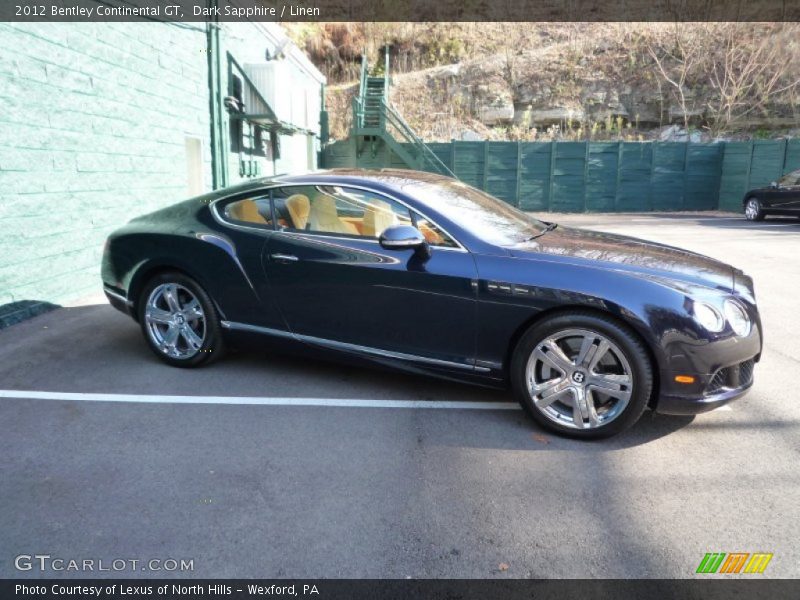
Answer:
top-left (693, 301), bottom-right (725, 332)
top-left (724, 299), bottom-right (751, 337)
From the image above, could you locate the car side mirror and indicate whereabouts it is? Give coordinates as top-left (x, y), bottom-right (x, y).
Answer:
top-left (770, 181), bottom-right (779, 189)
top-left (379, 225), bottom-right (431, 259)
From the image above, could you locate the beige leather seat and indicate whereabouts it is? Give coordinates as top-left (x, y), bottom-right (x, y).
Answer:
top-left (362, 198), bottom-right (397, 237)
top-left (228, 199), bottom-right (267, 225)
top-left (308, 194), bottom-right (359, 235)
top-left (286, 194), bottom-right (310, 229)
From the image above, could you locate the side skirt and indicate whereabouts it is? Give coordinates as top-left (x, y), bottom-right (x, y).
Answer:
top-left (220, 321), bottom-right (492, 376)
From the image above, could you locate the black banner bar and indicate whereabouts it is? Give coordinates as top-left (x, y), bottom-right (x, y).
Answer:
top-left (3, 579), bottom-right (800, 600)
top-left (2, 0), bottom-right (800, 23)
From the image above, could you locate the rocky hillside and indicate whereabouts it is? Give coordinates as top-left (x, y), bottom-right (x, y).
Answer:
top-left (286, 23), bottom-right (800, 142)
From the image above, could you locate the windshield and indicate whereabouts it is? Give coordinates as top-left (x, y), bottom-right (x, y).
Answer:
top-left (403, 179), bottom-right (548, 246)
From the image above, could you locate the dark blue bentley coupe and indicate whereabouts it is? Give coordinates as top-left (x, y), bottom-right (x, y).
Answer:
top-left (102, 169), bottom-right (762, 438)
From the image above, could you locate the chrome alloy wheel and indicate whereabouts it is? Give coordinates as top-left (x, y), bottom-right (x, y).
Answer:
top-left (525, 328), bottom-right (634, 430)
top-left (745, 198), bottom-right (760, 220)
top-left (144, 283), bottom-right (206, 359)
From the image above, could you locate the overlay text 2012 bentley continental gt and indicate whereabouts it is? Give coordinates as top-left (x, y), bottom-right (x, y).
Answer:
top-left (102, 169), bottom-right (762, 438)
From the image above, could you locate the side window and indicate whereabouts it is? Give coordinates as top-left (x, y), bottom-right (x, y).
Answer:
top-left (222, 194), bottom-right (274, 228)
top-left (271, 185), bottom-right (314, 231)
top-left (272, 185), bottom-right (412, 239)
top-left (778, 169), bottom-right (800, 186)
top-left (413, 213), bottom-right (459, 248)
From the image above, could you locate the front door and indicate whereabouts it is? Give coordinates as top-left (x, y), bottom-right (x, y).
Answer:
top-left (262, 184), bottom-right (479, 368)
top-left (767, 169), bottom-right (800, 211)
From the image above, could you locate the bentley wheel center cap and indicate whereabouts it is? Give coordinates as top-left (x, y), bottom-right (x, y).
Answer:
top-left (572, 371), bottom-right (586, 384)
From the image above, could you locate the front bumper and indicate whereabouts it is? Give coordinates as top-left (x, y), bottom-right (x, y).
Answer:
top-left (652, 292), bottom-right (761, 416)
top-left (656, 379), bottom-right (753, 415)
top-left (655, 356), bottom-right (757, 415)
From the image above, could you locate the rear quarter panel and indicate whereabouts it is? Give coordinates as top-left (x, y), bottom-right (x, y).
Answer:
top-left (101, 201), bottom-right (283, 330)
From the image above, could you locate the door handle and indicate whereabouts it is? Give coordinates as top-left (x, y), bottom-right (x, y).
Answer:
top-left (270, 253), bottom-right (299, 263)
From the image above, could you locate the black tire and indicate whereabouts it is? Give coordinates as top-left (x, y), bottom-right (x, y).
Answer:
top-left (510, 311), bottom-right (653, 439)
top-left (137, 271), bottom-right (225, 368)
top-left (744, 197), bottom-right (765, 221)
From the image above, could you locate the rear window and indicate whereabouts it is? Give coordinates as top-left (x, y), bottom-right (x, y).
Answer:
top-left (222, 195), bottom-right (274, 228)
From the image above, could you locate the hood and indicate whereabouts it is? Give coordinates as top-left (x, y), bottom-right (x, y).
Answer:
top-left (510, 226), bottom-right (735, 292)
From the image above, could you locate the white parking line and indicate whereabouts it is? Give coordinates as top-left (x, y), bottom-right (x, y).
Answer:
top-left (0, 389), bottom-right (521, 410)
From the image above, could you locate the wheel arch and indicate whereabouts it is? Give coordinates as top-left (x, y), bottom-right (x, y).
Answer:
top-left (128, 260), bottom-right (225, 323)
top-left (504, 304), bottom-right (662, 408)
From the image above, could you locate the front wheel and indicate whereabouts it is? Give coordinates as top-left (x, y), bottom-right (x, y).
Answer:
top-left (511, 312), bottom-right (653, 439)
top-left (138, 272), bottom-right (225, 367)
top-left (744, 197), bottom-right (765, 221)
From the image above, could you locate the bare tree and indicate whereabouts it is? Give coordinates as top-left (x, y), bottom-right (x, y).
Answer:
top-left (703, 23), bottom-right (800, 136)
top-left (646, 23), bottom-right (703, 131)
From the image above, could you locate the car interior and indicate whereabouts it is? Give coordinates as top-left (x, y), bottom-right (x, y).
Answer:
top-left (226, 198), bottom-right (269, 225)
top-left (224, 187), bottom-right (450, 245)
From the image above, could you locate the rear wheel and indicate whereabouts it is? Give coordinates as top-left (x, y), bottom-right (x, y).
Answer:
top-left (138, 272), bottom-right (224, 367)
top-left (511, 312), bottom-right (653, 439)
top-left (744, 197), bottom-right (765, 221)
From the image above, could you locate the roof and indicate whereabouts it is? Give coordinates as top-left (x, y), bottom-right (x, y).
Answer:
top-left (198, 169), bottom-right (457, 205)
top-left (272, 168), bottom-right (455, 186)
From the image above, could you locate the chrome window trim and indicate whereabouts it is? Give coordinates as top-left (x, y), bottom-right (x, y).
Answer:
top-left (209, 181), bottom-right (469, 253)
top-left (220, 320), bottom-right (489, 372)
top-left (270, 229), bottom-right (465, 253)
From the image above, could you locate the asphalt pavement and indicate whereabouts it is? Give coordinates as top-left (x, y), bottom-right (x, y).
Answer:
top-left (1, 213), bottom-right (798, 578)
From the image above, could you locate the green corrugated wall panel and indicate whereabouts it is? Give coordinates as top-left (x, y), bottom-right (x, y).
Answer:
top-left (322, 136), bottom-right (797, 213)
top-left (387, 148), bottom-right (410, 169)
top-left (718, 142), bottom-right (751, 211)
top-left (387, 142), bottom-right (412, 169)
top-left (552, 142), bottom-right (587, 212)
top-left (685, 144), bottom-right (723, 210)
top-left (486, 142), bottom-right (518, 205)
top-left (749, 141), bottom-right (784, 189)
top-left (617, 143), bottom-right (653, 212)
top-left (784, 139), bottom-right (800, 173)
top-left (518, 143), bottom-right (552, 211)
top-left (651, 143), bottom-right (687, 211)
top-left (452, 142), bottom-right (485, 189)
top-left (427, 142), bottom-right (454, 173)
top-left (585, 142), bottom-right (619, 212)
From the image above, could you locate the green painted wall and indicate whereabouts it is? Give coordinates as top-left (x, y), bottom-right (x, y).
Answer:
top-left (323, 138), bottom-right (800, 213)
top-left (0, 22), bottom-right (324, 328)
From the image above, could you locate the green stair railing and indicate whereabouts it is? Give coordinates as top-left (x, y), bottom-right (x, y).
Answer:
top-left (380, 99), bottom-right (454, 176)
top-left (351, 52), bottom-right (455, 178)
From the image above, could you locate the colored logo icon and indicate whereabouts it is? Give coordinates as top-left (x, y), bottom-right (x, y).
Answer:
top-left (696, 552), bottom-right (773, 574)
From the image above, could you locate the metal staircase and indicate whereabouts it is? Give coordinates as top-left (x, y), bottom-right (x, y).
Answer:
top-left (351, 51), bottom-right (455, 177)
top-left (362, 77), bottom-right (385, 129)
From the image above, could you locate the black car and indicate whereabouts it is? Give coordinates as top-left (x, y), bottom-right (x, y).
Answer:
top-left (744, 168), bottom-right (800, 221)
top-left (102, 169), bottom-right (762, 438)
